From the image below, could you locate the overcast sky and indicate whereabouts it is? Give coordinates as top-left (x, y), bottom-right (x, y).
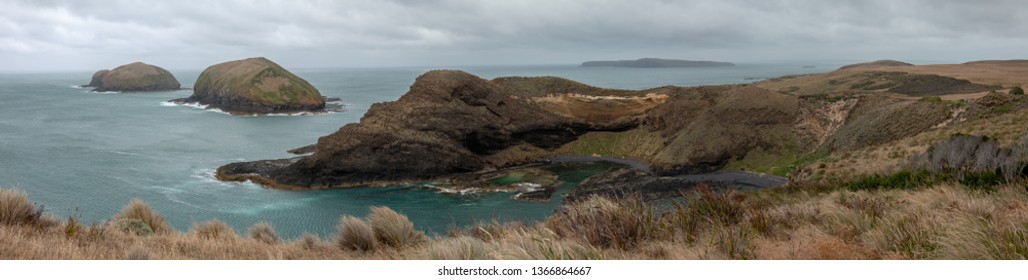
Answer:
top-left (1, 0), bottom-right (1026, 71)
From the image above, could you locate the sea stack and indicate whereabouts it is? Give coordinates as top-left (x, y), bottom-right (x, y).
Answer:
top-left (172, 57), bottom-right (325, 115)
top-left (88, 62), bottom-right (181, 92)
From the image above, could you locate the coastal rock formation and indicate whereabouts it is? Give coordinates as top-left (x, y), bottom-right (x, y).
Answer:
top-left (83, 70), bottom-right (109, 87)
top-left (218, 61), bottom-right (997, 190)
top-left (89, 62), bottom-right (180, 92)
top-left (218, 70), bottom-right (598, 188)
top-left (581, 58), bottom-right (734, 68)
top-left (172, 57), bottom-right (325, 115)
top-left (216, 70), bottom-right (816, 189)
top-left (838, 59), bottom-right (913, 70)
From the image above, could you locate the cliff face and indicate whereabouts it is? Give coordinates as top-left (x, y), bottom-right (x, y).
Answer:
top-left (176, 57), bottom-right (325, 115)
top-left (90, 62), bottom-right (180, 92)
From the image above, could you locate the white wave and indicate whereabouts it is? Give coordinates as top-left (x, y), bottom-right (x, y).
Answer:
top-left (69, 85), bottom-right (85, 89)
top-left (159, 101), bottom-right (232, 115)
top-left (159, 101), bottom-right (342, 117)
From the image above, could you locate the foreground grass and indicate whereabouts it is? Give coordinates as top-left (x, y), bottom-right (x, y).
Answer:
top-left (2, 182), bottom-right (1028, 259)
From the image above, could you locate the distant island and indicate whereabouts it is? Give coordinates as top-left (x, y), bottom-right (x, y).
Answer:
top-left (580, 58), bottom-right (734, 68)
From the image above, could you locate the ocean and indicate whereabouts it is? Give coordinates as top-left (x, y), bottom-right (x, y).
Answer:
top-left (0, 63), bottom-right (842, 238)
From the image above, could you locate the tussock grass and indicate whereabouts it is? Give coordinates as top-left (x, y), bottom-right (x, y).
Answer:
top-left (4, 180), bottom-right (1028, 259)
top-left (0, 188), bottom-right (39, 226)
top-left (190, 219), bottom-right (238, 240)
top-left (425, 236), bottom-right (493, 260)
top-left (117, 199), bottom-right (170, 234)
top-left (247, 222), bottom-right (279, 245)
top-left (296, 232), bottom-right (325, 251)
top-left (367, 206), bottom-right (426, 248)
top-left (126, 246), bottom-right (151, 260)
top-left (336, 215), bottom-right (377, 251)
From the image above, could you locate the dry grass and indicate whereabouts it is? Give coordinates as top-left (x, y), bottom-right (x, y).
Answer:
top-left (190, 219), bottom-right (238, 241)
top-left (117, 199), bottom-right (171, 234)
top-left (247, 222), bottom-right (279, 245)
top-left (0, 189), bottom-right (39, 226)
top-left (336, 215), bottom-right (377, 252)
top-left (424, 236), bottom-right (493, 260)
top-left (3, 183), bottom-right (1028, 259)
top-left (367, 206), bottom-right (426, 248)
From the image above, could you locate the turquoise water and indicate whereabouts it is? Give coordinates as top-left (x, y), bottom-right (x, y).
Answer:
top-left (0, 63), bottom-right (840, 238)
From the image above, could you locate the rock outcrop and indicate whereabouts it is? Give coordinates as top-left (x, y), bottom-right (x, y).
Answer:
top-left (581, 58), bottom-right (734, 68)
top-left (88, 62), bottom-right (180, 92)
top-left (172, 57), bottom-right (325, 115)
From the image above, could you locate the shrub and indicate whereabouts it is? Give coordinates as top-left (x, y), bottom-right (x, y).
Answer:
top-left (959, 171), bottom-right (1004, 191)
top-left (0, 188), bottom-right (39, 226)
top-left (848, 170), bottom-right (944, 191)
top-left (1010, 86), bottom-right (1024, 95)
top-left (337, 215), bottom-right (377, 251)
top-left (113, 218), bottom-right (155, 236)
top-left (190, 219), bottom-right (238, 240)
top-left (118, 199), bottom-right (171, 234)
top-left (247, 222), bottom-right (279, 245)
top-left (367, 207), bottom-right (426, 248)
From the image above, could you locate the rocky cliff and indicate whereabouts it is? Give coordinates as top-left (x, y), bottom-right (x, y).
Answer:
top-left (173, 57), bottom-right (325, 115)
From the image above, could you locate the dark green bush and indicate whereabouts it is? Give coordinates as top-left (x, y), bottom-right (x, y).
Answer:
top-left (959, 171), bottom-right (1004, 191)
top-left (848, 170), bottom-right (947, 191)
top-left (1010, 86), bottom-right (1024, 95)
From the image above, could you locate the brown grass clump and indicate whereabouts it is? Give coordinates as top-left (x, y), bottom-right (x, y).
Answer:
top-left (545, 195), bottom-right (661, 250)
top-left (424, 236), bottom-right (493, 260)
top-left (126, 246), bottom-right (151, 260)
top-left (190, 219), bottom-right (238, 240)
top-left (0, 188), bottom-right (39, 226)
top-left (247, 222), bottom-right (279, 245)
top-left (297, 232), bottom-right (325, 251)
top-left (118, 199), bottom-right (171, 234)
top-left (367, 206), bottom-right (426, 248)
top-left (6, 178), bottom-right (1028, 260)
top-left (336, 215), bottom-right (377, 251)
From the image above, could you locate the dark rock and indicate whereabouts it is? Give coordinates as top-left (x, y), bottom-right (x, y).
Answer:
top-left (566, 168), bottom-right (788, 201)
top-left (287, 144), bottom-right (316, 155)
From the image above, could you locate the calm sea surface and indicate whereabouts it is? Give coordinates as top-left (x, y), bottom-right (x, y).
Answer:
top-left (0, 63), bottom-right (841, 238)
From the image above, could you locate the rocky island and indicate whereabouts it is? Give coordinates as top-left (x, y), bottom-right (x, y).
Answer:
top-left (84, 62), bottom-right (181, 92)
top-left (580, 58), bottom-right (734, 68)
top-left (170, 57), bottom-right (328, 115)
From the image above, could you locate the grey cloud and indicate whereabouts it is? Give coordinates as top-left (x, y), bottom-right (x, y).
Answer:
top-left (0, 0), bottom-right (1026, 71)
